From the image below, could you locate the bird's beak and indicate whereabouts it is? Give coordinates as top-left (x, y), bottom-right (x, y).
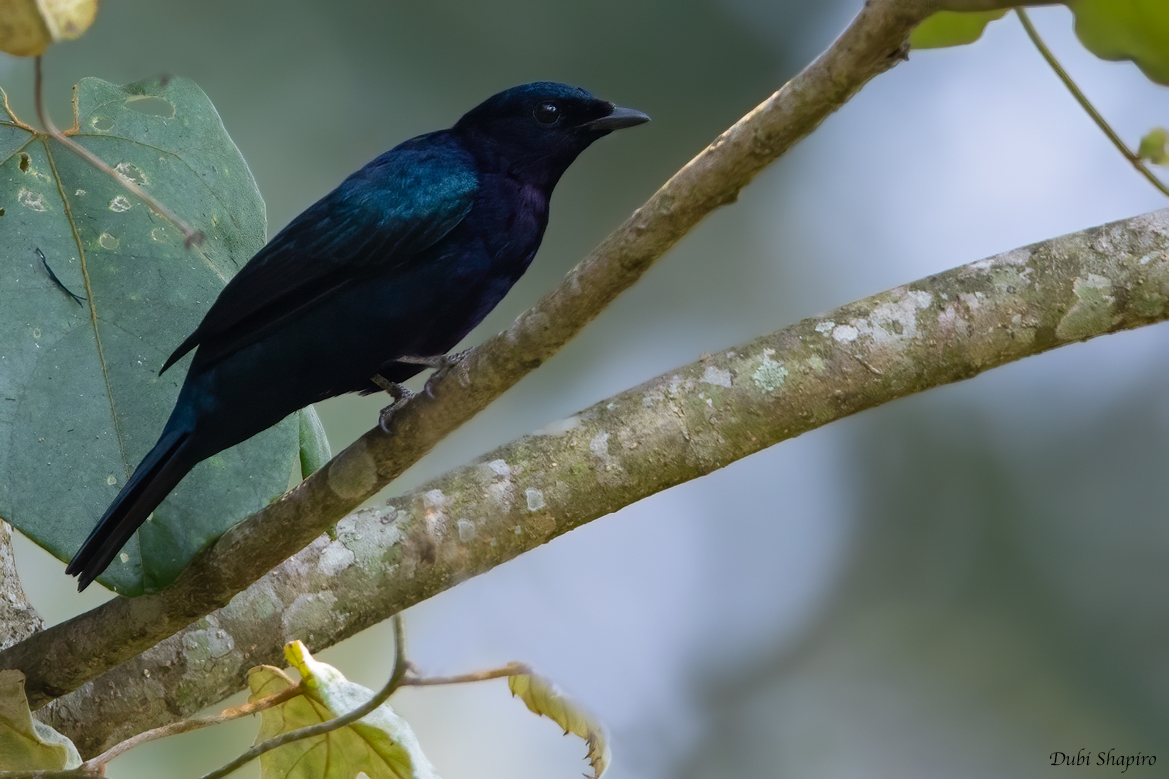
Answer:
top-left (584, 104), bottom-right (650, 132)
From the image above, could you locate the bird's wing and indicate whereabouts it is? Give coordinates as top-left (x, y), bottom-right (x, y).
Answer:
top-left (162, 135), bottom-right (478, 372)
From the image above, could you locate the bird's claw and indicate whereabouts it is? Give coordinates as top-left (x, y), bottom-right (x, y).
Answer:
top-left (375, 376), bottom-right (415, 433)
top-left (398, 351), bottom-right (471, 398)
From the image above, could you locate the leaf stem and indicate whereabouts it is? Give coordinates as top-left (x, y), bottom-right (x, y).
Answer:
top-left (1015, 8), bottom-right (1169, 199)
top-left (401, 662), bottom-right (532, 686)
top-left (33, 56), bottom-right (207, 246)
top-left (199, 614), bottom-right (409, 779)
top-left (80, 681), bottom-right (305, 769)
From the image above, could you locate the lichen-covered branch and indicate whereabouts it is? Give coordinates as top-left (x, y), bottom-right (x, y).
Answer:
top-left (0, 0), bottom-right (934, 712)
top-left (0, 521), bottom-right (42, 652)
top-left (41, 207), bottom-right (1169, 755)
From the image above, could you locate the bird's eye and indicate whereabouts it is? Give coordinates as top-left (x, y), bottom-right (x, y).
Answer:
top-left (533, 102), bottom-right (560, 125)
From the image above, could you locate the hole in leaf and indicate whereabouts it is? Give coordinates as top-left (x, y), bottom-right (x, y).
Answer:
top-left (19, 153), bottom-right (29, 172)
top-left (0, 209), bottom-right (5, 216)
top-left (124, 96), bottom-right (175, 119)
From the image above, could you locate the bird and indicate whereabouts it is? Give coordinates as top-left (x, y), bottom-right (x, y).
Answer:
top-left (66, 82), bottom-right (649, 591)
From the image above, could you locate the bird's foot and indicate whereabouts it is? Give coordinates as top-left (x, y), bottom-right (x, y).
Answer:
top-left (397, 351), bottom-right (471, 398)
top-left (374, 375), bottom-right (415, 433)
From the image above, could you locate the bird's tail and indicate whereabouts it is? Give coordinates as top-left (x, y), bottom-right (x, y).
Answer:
top-left (66, 427), bottom-right (195, 591)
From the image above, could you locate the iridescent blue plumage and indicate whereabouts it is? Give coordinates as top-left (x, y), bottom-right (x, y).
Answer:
top-left (67, 82), bottom-right (648, 590)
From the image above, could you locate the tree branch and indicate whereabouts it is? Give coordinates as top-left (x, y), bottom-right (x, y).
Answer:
top-left (0, 521), bottom-right (42, 652)
top-left (0, 0), bottom-right (932, 713)
top-left (40, 206), bottom-right (1169, 755)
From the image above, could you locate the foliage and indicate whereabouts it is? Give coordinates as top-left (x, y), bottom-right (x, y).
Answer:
top-left (914, 0), bottom-right (1169, 87)
top-left (0, 0), bottom-right (1167, 776)
top-left (0, 0), bottom-right (97, 57)
top-left (248, 643), bottom-right (440, 779)
top-left (0, 77), bottom-right (328, 595)
top-left (914, 4), bottom-right (1169, 197)
top-left (909, 10), bottom-right (1007, 49)
top-left (509, 672), bottom-right (610, 779)
top-left (1070, 0), bottom-right (1169, 85)
top-left (0, 671), bottom-right (79, 771)
top-left (0, 634), bottom-right (605, 777)
top-left (1139, 127), bottom-right (1169, 164)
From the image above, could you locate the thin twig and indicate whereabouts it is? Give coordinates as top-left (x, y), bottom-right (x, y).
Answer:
top-left (401, 662), bottom-right (531, 687)
top-left (81, 681), bottom-right (305, 769)
top-left (1016, 8), bottom-right (1169, 199)
top-left (33, 56), bottom-right (206, 246)
top-left (200, 614), bottom-right (409, 779)
top-left (3, 656), bottom-right (526, 777)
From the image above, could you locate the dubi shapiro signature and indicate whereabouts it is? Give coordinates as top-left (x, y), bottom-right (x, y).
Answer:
top-left (1049, 749), bottom-right (1156, 773)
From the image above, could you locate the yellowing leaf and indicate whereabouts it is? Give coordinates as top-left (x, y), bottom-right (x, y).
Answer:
top-left (509, 670), bottom-right (610, 779)
top-left (0, 670), bottom-right (81, 770)
top-left (1070, 0), bottom-right (1169, 85)
top-left (246, 642), bottom-right (440, 779)
top-left (0, 0), bottom-right (98, 57)
top-left (1138, 127), bottom-right (1169, 164)
top-left (910, 10), bottom-right (1008, 50)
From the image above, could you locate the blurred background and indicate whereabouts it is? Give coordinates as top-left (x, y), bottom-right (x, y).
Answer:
top-left (3, 1), bottom-right (1168, 776)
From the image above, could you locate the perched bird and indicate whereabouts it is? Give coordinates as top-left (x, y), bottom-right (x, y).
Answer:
top-left (67, 82), bottom-right (649, 590)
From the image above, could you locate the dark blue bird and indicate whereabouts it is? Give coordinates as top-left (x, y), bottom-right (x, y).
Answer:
top-left (67, 82), bottom-right (648, 590)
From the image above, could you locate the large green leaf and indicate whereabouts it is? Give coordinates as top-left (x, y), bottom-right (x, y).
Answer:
top-left (0, 77), bottom-right (329, 596)
top-left (1070, 0), bottom-right (1169, 85)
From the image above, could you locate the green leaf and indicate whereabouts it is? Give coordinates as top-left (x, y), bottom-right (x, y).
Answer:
top-left (910, 10), bottom-right (1008, 50)
top-left (299, 407), bottom-right (332, 478)
top-left (0, 670), bottom-right (81, 770)
top-left (1138, 127), bottom-right (1169, 164)
top-left (1069, 0), bottom-right (1169, 85)
top-left (509, 670), bottom-right (610, 779)
top-left (0, 77), bottom-right (326, 595)
top-left (247, 642), bottom-right (440, 779)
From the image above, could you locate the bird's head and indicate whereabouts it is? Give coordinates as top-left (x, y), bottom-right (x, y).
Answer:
top-left (453, 82), bottom-right (649, 189)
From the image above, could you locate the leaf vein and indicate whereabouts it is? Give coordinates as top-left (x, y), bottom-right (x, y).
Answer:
top-left (41, 136), bottom-right (132, 477)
